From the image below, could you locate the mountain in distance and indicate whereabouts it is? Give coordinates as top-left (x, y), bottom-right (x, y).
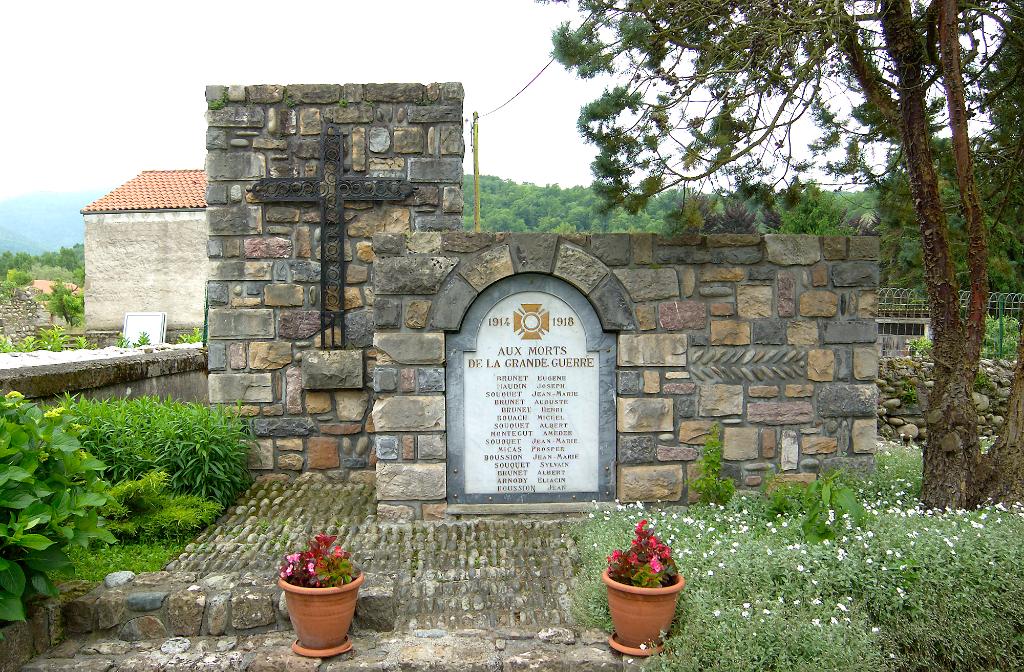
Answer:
top-left (0, 190), bottom-right (104, 253)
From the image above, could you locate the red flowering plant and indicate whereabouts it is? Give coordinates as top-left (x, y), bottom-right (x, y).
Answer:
top-left (279, 533), bottom-right (358, 588)
top-left (606, 519), bottom-right (678, 588)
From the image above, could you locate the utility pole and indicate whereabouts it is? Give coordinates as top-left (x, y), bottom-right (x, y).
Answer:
top-left (473, 111), bottom-right (481, 232)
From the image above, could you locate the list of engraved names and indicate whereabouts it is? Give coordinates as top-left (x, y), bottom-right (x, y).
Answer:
top-left (463, 291), bottom-right (599, 496)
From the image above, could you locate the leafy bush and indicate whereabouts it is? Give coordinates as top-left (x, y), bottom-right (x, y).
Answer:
top-left (41, 281), bottom-right (83, 326)
top-left (134, 332), bottom-right (151, 347)
top-left (177, 327), bottom-right (203, 345)
top-left (63, 397), bottom-right (252, 507)
top-left (982, 314), bottom-right (1020, 360)
top-left (100, 471), bottom-right (220, 540)
top-left (897, 380), bottom-right (918, 406)
top-left (691, 425), bottom-right (734, 505)
top-left (573, 447), bottom-right (1024, 672)
top-left (974, 369), bottom-right (995, 394)
top-left (906, 336), bottom-right (932, 358)
top-left (0, 393), bottom-right (113, 623)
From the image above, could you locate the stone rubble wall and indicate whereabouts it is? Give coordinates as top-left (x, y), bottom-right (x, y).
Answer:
top-left (0, 287), bottom-right (53, 341)
top-left (876, 356), bottom-right (1016, 441)
top-left (205, 82), bottom-right (880, 520)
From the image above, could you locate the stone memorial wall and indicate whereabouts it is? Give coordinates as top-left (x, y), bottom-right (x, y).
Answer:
top-left (205, 82), bottom-right (880, 520)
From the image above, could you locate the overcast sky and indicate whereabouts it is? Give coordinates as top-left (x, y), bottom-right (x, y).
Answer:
top-left (0, 0), bottom-right (608, 202)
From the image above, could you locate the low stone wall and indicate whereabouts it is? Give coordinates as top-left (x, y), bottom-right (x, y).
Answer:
top-left (876, 356), bottom-right (1015, 441)
top-left (0, 345), bottom-right (208, 402)
top-left (0, 287), bottom-right (52, 341)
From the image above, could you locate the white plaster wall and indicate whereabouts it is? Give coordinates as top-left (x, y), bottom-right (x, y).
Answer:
top-left (84, 210), bottom-right (208, 334)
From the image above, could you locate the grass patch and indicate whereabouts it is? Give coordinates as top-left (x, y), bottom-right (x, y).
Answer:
top-left (54, 540), bottom-right (187, 583)
top-left (573, 446), bottom-right (1024, 672)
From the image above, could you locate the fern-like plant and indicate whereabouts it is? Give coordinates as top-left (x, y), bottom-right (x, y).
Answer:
top-left (691, 424), bottom-right (735, 505)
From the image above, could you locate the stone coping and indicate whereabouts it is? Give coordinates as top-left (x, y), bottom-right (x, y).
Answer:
top-left (0, 344), bottom-right (206, 399)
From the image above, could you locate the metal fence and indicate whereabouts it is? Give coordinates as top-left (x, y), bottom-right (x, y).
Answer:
top-left (876, 288), bottom-right (1023, 358)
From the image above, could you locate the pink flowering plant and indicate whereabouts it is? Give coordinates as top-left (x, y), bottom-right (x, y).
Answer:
top-left (279, 533), bottom-right (357, 588)
top-left (607, 519), bottom-right (678, 588)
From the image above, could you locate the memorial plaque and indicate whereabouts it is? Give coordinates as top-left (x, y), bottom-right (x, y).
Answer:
top-left (447, 275), bottom-right (615, 506)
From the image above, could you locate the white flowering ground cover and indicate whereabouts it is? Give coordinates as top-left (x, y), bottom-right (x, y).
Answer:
top-left (573, 445), bottom-right (1024, 672)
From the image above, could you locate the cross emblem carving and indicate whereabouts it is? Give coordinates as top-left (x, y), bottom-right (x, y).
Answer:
top-left (248, 123), bottom-right (415, 348)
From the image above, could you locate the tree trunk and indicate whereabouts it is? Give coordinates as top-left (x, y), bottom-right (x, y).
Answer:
top-left (937, 0), bottom-right (988, 368)
top-left (880, 0), bottom-right (981, 509)
top-left (970, 330), bottom-right (1024, 505)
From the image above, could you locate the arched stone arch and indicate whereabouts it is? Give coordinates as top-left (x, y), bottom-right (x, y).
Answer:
top-left (445, 272), bottom-right (617, 506)
top-left (429, 239), bottom-right (636, 333)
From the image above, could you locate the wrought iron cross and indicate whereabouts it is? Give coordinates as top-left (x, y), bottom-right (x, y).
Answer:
top-left (248, 124), bottom-right (415, 348)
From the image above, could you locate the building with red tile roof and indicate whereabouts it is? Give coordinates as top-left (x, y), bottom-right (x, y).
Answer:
top-left (82, 171), bottom-right (208, 340)
top-left (81, 170), bottom-right (207, 213)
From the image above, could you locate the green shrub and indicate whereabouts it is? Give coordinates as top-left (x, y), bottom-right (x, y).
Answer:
top-left (101, 471), bottom-right (221, 540)
top-left (906, 336), bottom-right (932, 358)
top-left (974, 369), bottom-right (995, 394)
top-left (982, 314), bottom-right (1020, 360)
top-left (691, 424), bottom-right (734, 505)
top-left (0, 393), bottom-right (113, 623)
top-left (897, 380), bottom-right (918, 406)
top-left (63, 397), bottom-right (253, 507)
top-left (177, 327), bottom-right (203, 345)
top-left (573, 447), bottom-right (1024, 672)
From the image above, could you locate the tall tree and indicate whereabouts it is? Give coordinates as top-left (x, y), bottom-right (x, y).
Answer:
top-left (551, 0), bottom-right (1024, 507)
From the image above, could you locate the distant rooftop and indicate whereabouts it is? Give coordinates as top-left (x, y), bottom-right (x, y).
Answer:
top-left (82, 170), bottom-right (206, 213)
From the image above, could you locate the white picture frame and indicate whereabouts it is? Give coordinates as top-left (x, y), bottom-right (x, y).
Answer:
top-left (122, 312), bottom-right (167, 345)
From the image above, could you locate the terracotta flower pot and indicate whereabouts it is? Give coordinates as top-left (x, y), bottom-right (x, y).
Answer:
top-left (602, 569), bottom-right (684, 656)
top-left (278, 572), bottom-right (364, 657)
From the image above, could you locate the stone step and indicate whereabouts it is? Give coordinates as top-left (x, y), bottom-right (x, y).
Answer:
top-left (23, 629), bottom-right (650, 671)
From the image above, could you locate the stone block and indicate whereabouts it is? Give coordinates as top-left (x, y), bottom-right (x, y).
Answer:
top-left (460, 245), bottom-right (514, 290)
top-left (376, 463), bottom-right (446, 500)
top-left (618, 465), bottom-right (683, 502)
top-left (251, 417), bottom-right (316, 437)
top-left (407, 105), bottom-right (462, 122)
top-left (248, 441), bottom-right (273, 470)
top-left (787, 321), bottom-right (818, 346)
top-left (278, 310), bottom-right (321, 340)
top-left (700, 384), bottom-right (743, 416)
top-left (765, 235), bottom-right (821, 265)
top-left (302, 350), bottom-right (363, 389)
top-left (207, 309), bottom-right (274, 339)
top-left (823, 236), bottom-right (847, 260)
top-left (853, 347), bottom-right (880, 380)
top-left (119, 615), bottom-right (166, 642)
top-left (807, 349), bottom-right (835, 381)
top-left (746, 401), bottom-right (814, 425)
top-left (636, 304), bottom-right (656, 330)
top-left (372, 396), bottom-right (445, 431)
top-left (748, 385), bottom-right (779, 398)
top-left (418, 435), bottom-right (446, 460)
top-left (264, 284), bottom-right (304, 307)
top-left (657, 444), bottom-right (699, 461)
top-left (552, 244), bottom-right (608, 293)
top-left (230, 589), bottom-right (275, 630)
top-left (408, 158), bottom-right (462, 182)
top-left (762, 429), bottom-right (777, 458)
top-left (356, 574), bottom-right (398, 631)
top-left (375, 436), bottom-right (399, 460)
top-left (613, 268), bottom-right (679, 301)
top-left (407, 232), bottom-right (441, 254)
top-left (818, 384), bottom-right (878, 417)
top-left (823, 320), bottom-right (877, 343)
top-left (658, 301), bottom-right (706, 330)
top-left (209, 373), bottom-right (273, 403)
top-left (617, 334), bottom-right (687, 366)
top-left (781, 430), bottom-right (799, 471)
top-left (248, 342), bottom-right (292, 370)
top-left (374, 333), bottom-right (445, 364)
top-left (617, 398), bottom-right (673, 432)
top-left (618, 435), bottom-right (656, 463)
top-left (852, 418), bottom-right (877, 453)
top-left (509, 234), bottom-right (558, 273)
top-left (849, 236), bottom-right (880, 260)
top-left (723, 427), bottom-right (758, 460)
top-left (700, 267), bottom-right (745, 282)
top-left (710, 320), bottom-right (751, 346)
top-left (430, 276), bottom-right (478, 330)
top-left (802, 436), bottom-right (838, 454)
top-left (375, 256), bottom-right (457, 294)
top-left (416, 368), bottom-right (445, 393)
top-left (208, 205), bottom-right (261, 235)
top-left (591, 234), bottom-right (631, 265)
top-left (799, 290), bottom-right (838, 317)
top-left (617, 371), bottom-right (642, 395)
top-left (589, 277), bottom-right (637, 331)
top-left (777, 271), bottom-right (795, 317)
top-left (207, 106), bottom-right (265, 127)
top-left (831, 261), bottom-right (880, 286)
top-left (167, 589), bottom-right (205, 637)
top-left (785, 384), bottom-right (814, 397)
top-left (307, 437), bottom-right (340, 469)
top-left (752, 319), bottom-right (785, 345)
top-left (737, 285), bottom-right (773, 318)
top-left (206, 152), bottom-right (265, 181)
top-left (333, 390), bottom-right (368, 421)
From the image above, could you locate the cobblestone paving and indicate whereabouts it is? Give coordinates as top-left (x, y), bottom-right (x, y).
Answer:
top-left (25, 629), bottom-right (654, 671)
top-left (167, 474), bottom-right (577, 631)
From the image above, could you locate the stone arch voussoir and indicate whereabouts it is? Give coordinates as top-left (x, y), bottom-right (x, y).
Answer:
top-left (429, 237), bottom-right (636, 332)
